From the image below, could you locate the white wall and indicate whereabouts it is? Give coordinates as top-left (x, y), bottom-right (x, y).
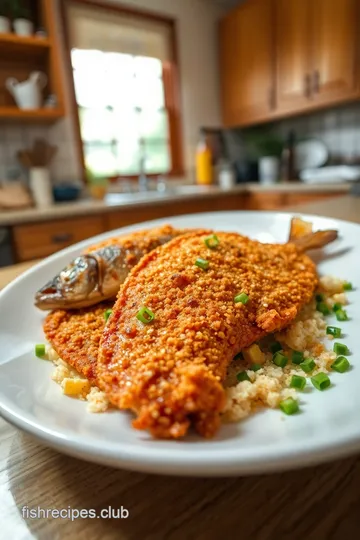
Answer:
top-left (47, 0), bottom-right (225, 182)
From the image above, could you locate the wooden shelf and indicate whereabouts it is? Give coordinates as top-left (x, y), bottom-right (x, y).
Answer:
top-left (0, 1), bottom-right (66, 123)
top-left (0, 33), bottom-right (51, 53)
top-left (0, 107), bottom-right (64, 123)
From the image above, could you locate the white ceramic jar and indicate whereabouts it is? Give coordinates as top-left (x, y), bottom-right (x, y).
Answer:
top-left (259, 156), bottom-right (280, 185)
top-left (29, 167), bottom-right (53, 207)
top-left (0, 16), bottom-right (10, 33)
top-left (13, 18), bottom-right (34, 36)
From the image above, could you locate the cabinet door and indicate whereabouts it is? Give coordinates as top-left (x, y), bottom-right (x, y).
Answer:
top-left (275, 0), bottom-right (312, 113)
top-left (219, 0), bottom-right (275, 127)
top-left (311, 0), bottom-right (358, 102)
top-left (13, 216), bottom-right (105, 261)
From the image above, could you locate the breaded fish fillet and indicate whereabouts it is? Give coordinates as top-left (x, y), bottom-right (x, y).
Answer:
top-left (97, 231), bottom-right (319, 439)
top-left (43, 302), bottom-right (112, 382)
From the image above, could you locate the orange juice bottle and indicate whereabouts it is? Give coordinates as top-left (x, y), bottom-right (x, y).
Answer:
top-left (196, 129), bottom-right (213, 185)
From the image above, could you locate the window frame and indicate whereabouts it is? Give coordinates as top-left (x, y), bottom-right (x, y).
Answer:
top-left (61, 0), bottom-right (184, 182)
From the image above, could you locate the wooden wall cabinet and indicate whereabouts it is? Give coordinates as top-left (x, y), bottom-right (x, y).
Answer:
top-left (220, 0), bottom-right (360, 127)
top-left (311, 0), bottom-right (358, 104)
top-left (219, 0), bottom-right (275, 127)
top-left (275, 0), bottom-right (311, 113)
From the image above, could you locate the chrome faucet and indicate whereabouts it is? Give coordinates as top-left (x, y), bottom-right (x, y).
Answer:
top-left (138, 145), bottom-right (149, 192)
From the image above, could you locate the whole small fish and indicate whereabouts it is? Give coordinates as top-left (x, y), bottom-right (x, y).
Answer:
top-left (35, 225), bottom-right (187, 310)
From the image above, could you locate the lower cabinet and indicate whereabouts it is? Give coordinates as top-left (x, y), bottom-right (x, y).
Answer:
top-left (13, 216), bottom-right (105, 261)
top-left (11, 191), bottom-right (343, 262)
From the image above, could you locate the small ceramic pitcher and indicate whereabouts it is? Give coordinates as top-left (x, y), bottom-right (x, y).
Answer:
top-left (6, 71), bottom-right (47, 110)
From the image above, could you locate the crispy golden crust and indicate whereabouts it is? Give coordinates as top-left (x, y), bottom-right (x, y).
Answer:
top-left (43, 302), bottom-right (112, 382)
top-left (97, 231), bottom-right (318, 439)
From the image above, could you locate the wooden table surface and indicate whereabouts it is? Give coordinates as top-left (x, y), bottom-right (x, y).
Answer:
top-left (1, 195), bottom-right (360, 540)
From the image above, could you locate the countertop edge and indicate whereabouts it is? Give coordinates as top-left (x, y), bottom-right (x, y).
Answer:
top-left (0, 182), bottom-right (352, 226)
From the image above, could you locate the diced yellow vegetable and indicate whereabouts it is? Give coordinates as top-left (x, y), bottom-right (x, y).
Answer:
top-left (47, 347), bottom-right (59, 362)
top-left (242, 344), bottom-right (265, 365)
top-left (61, 378), bottom-right (91, 397)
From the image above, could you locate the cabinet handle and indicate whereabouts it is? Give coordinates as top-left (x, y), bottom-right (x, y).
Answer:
top-left (268, 88), bottom-right (275, 110)
top-left (304, 74), bottom-right (311, 98)
top-left (313, 70), bottom-right (320, 94)
top-left (51, 232), bottom-right (73, 244)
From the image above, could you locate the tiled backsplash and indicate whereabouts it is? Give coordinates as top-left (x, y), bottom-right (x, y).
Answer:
top-left (0, 121), bottom-right (82, 184)
top-left (226, 101), bottom-right (360, 164)
top-left (274, 102), bottom-right (360, 161)
top-left (0, 125), bottom-right (47, 181)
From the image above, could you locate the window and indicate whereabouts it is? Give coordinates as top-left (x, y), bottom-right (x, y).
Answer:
top-left (63, 0), bottom-right (183, 179)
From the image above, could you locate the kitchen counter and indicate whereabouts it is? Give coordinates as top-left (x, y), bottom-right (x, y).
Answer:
top-left (0, 182), bottom-right (351, 226)
top-left (0, 194), bottom-right (360, 540)
top-left (286, 192), bottom-right (360, 220)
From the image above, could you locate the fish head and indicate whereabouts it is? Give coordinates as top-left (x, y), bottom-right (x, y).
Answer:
top-left (34, 255), bottom-right (100, 310)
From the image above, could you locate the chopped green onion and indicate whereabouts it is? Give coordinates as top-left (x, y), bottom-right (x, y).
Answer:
top-left (331, 356), bottom-right (350, 373)
top-left (236, 371), bottom-right (251, 382)
top-left (270, 341), bottom-right (282, 354)
top-left (333, 342), bottom-right (350, 356)
top-left (104, 309), bottom-right (112, 321)
top-left (333, 302), bottom-right (342, 312)
top-left (316, 302), bottom-right (330, 315)
top-left (292, 350), bottom-right (304, 365)
top-left (233, 352), bottom-right (243, 361)
top-left (279, 397), bottom-right (299, 415)
top-left (204, 234), bottom-right (219, 249)
top-left (326, 326), bottom-right (341, 338)
top-left (35, 344), bottom-right (46, 358)
top-left (335, 309), bottom-right (349, 322)
top-left (311, 372), bottom-right (331, 391)
top-left (272, 351), bottom-right (288, 368)
top-left (290, 374), bottom-right (306, 390)
top-left (250, 363), bottom-right (262, 372)
top-left (136, 305), bottom-right (155, 324)
top-left (195, 258), bottom-right (209, 271)
top-left (234, 292), bottom-right (249, 305)
top-left (300, 357), bottom-right (316, 373)
top-left (343, 282), bottom-right (353, 291)
top-left (315, 293), bottom-right (324, 302)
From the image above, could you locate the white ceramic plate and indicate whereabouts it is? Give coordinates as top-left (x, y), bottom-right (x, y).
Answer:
top-left (0, 211), bottom-right (359, 477)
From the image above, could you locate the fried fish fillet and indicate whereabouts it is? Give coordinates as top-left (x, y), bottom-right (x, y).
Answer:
top-left (97, 230), bottom-right (320, 439)
top-left (43, 302), bottom-right (112, 382)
